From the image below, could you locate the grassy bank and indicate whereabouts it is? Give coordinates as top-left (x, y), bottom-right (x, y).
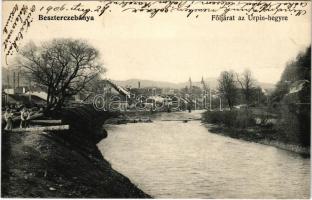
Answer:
top-left (1, 105), bottom-right (150, 198)
top-left (202, 110), bottom-right (310, 155)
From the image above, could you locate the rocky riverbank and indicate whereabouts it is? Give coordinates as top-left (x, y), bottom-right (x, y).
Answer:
top-left (1, 105), bottom-right (150, 198)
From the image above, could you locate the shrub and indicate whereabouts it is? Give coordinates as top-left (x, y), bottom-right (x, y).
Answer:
top-left (234, 110), bottom-right (256, 128)
top-left (274, 100), bottom-right (310, 146)
top-left (202, 110), bottom-right (255, 128)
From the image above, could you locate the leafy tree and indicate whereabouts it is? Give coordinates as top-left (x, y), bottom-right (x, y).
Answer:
top-left (190, 86), bottom-right (203, 98)
top-left (270, 46), bottom-right (311, 146)
top-left (271, 46), bottom-right (311, 102)
top-left (280, 46), bottom-right (311, 82)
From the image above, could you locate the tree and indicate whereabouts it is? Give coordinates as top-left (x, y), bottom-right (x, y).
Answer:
top-left (190, 86), bottom-right (203, 98)
top-left (236, 69), bottom-right (255, 106)
top-left (17, 39), bottom-right (105, 111)
top-left (270, 46), bottom-right (311, 146)
top-left (218, 71), bottom-right (237, 110)
top-left (180, 86), bottom-right (189, 96)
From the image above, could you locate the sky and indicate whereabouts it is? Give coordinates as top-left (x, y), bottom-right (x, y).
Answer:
top-left (2, 1), bottom-right (311, 84)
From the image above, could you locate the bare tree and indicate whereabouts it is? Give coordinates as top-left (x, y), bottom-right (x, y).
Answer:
top-left (218, 71), bottom-right (237, 110)
top-left (17, 39), bottom-right (105, 111)
top-left (236, 69), bottom-right (255, 106)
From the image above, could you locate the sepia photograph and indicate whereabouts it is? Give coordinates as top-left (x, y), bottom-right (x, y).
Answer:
top-left (1, 0), bottom-right (311, 198)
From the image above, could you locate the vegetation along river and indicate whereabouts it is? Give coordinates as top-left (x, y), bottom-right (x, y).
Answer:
top-left (98, 111), bottom-right (310, 198)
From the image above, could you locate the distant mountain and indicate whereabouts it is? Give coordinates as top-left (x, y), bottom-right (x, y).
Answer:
top-left (113, 79), bottom-right (183, 89)
top-left (112, 78), bottom-right (275, 90)
top-left (258, 82), bottom-right (276, 91)
top-left (2, 66), bottom-right (275, 91)
top-left (112, 78), bottom-right (217, 89)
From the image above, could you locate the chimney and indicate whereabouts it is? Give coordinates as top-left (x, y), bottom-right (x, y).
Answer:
top-left (138, 81), bottom-right (141, 89)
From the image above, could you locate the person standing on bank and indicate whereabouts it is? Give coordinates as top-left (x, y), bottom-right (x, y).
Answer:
top-left (25, 109), bottom-right (31, 128)
top-left (4, 109), bottom-right (13, 130)
top-left (187, 102), bottom-right (192, 113)
top-left (20, 108), bottom-right (29, 128)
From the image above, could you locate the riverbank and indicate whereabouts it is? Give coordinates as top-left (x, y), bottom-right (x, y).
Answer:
top-left (204, 124), bottom-right (310, 155)
top-left (1, 105), bottom-right (150, 198)
top-left (105, 110), bottom-right (203, 124)
top-left (202, 109), bottom-right (310, 155)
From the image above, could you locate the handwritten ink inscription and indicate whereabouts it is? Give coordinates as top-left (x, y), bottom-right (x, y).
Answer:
top-left (2, 1), bottom-right (310, 63)
top-left (3, 4), bottom-right (35, 63)
top-left (38, 1), bottom-right (308, 18)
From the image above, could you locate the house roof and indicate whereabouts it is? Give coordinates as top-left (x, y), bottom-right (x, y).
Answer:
top-left (4, 94), bottom-right (46, 105)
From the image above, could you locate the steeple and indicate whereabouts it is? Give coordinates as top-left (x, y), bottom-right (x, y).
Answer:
top-left (201, 76), bottom-right (207, 90)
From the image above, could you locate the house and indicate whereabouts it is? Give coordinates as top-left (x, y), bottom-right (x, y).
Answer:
top-left (4, 87), bottom-right (27, 95)
top-left (2, 93), bottom-right (46, 107)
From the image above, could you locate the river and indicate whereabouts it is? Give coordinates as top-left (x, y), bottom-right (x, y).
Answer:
top-left (97, 111), bottom-right (310, 198)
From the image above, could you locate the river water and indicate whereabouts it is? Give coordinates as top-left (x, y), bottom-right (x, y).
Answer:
top-left (97, 111), bottom-right (310, 198)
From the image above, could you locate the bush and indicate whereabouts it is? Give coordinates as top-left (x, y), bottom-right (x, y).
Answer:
top-left (202, 110), bottom-right (255, 128)
top-left (274, 100), bottom-right (310, 146)
top-left (234, 110), bottom-right (256, 128)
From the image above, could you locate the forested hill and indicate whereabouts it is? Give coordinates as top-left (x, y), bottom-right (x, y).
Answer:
top-left (271, 46), bottom-right (311, 102)
top-left (270, 46), bottom-right (311, 147)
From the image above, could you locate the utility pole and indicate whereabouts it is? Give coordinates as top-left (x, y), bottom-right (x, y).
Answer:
top-left (209, 88), bottom-right (212, 111)
top-left (188, 77), bottom-right (192, 111)
top-left (219, 97), bottom-right (222, 111)
top-left (203, 90), bottom-right (207, 109)
top-left (203, 90), bottom-right (206, 109)
top-left (201, 76), bottom-right (210, 110)
top-left (17, 71), bottom-right (20, 88)
top-left (28, 78), bottom-right (32, 104)
top-left (125, 94), bottom-right (128, 111)
top-left (258, 89), bottom-right (260, 105)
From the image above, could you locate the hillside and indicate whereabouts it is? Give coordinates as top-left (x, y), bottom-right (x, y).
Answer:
top-left (2, 66), bottom-right (275, 90)
top-left (113, 78), bottom-right (275, 90)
